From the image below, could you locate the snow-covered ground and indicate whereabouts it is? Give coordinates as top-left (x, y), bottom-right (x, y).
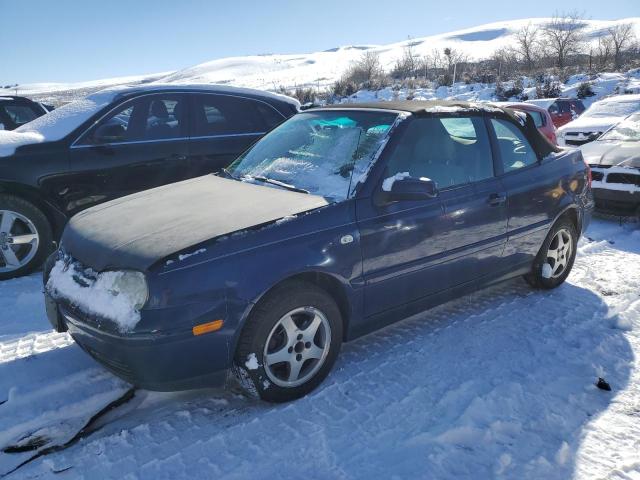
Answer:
top-left (1, 217), bottom-right (639, 479)
top-left (5, 17), bottom-right (640, 106)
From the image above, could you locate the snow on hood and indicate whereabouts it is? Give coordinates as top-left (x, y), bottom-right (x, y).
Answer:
top-left (0, 130), bottom-right (45, 157)
top-left (580, 141), bottom-right (640, 168)
top-left (558, 116), bottom-right (619, 133)
top-left (0, 91), bottom-right (115, 157)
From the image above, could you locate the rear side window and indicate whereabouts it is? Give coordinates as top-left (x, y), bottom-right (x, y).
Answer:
top-left (527, 110), bottom-right (545, 128)
top-left (1, 104), bottom-right (40, 126)
top-left (490, 119), bottom-right (538, 173)
top-left (191, 95), bottom-right (277, 137)
top-left (385, 116), bottom-right (494, 189)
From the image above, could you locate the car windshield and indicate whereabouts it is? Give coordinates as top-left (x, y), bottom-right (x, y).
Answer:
top-left (599, 114), bottom-right (640, 142)
top-left (227, 110), bottom-right (399, 201)
top-left (583, 99), bottom-right (640, 119)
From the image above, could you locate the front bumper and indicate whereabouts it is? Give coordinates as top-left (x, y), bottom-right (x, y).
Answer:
top-left (45, 295), bottom-right (231, 391)
top-left (592, 188), bottom-right (640, 216)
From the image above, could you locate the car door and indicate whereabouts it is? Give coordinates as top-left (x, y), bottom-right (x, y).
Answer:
top-left (65, 93), bottom-right (190, 215)
top-left (187, 94), bottom-right (284, 176)
top-left (488, 117), bottom-right (559, 265)
top-left (357, 114), bottom-right (507, 317)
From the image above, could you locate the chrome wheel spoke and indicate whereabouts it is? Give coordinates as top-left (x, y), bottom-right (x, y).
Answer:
top-left (288, 360), bottom-right (303, 382)
top-left (306, 344), bottom-right (324, 361)
top-left (280, 315), bottom-right (298, 341)
top-left (304, 314), bottom-right (322, 339)
top-left (0, 212), bottom-right (16, 234)
top-left (1, 247), bottom-right (20, 267)
top-left (10, 233), bottom-right (37, 245)
top-left (266, 346), bottom-right (292, 366)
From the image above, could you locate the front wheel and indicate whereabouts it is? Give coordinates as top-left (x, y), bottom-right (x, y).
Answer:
top-left (525, 217), bottom-right (577, 289)
top-left (0, 195), bottom-right (54, 280)
top-left (234, 281), bottom-right (343, 403)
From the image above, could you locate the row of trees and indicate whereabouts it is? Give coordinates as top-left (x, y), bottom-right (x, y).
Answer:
top-left (312, 12), bottom-right (639, 102)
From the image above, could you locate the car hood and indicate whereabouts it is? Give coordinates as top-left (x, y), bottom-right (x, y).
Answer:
top-left (580, 141), bottom-right (640, 168)
top-left (558, 116), bottom-right (618, 133)
top-left (62, 175), bottom-right (328, 271)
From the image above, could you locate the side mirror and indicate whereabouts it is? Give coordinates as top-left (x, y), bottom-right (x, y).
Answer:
top-left (385, 175), bottom-right (438, 201)
top-left (93, 123), bottom-right (125, 144)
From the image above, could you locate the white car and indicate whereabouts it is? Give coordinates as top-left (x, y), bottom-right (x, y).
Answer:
top-left (579, 113), bottom-right (640, 217)
top-left (558, 94), bottom-right (640, 147)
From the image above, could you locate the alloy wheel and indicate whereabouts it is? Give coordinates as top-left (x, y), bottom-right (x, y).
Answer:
top-left (263, 306), bottom-right (332, 388)
top-left (0, 210), bottom-right (40, 273)
top-left (545, 228), bottom-right (572, 279)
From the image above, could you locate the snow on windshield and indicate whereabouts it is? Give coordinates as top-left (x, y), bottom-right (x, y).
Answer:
top-left (229, 111), bottom-right (399, 201)
top-left (0, 91), bottom-right (115, 157)
top-left (600, 115), bottom-right (640, 141)
top-left (584, 99), bottom-right (640, 118)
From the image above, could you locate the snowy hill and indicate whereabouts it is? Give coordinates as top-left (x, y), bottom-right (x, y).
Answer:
top-left (8, 17), bottom-right (640, 103)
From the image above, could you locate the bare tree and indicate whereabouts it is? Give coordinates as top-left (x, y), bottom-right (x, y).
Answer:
top-left (348, 51), bottom-right (384, 88)
top-left (514, 23), bottom-right (542, 73)
top-left (607, 23), bottom-right (636, 70)
top-left (392, 42), bottom-right (418, 80)
top-left (442, 47), bottom-right (468, 84)
top-left (592, 36), bottom-right (613, 71)
top-left (543, 11), bottom-right (586, 70)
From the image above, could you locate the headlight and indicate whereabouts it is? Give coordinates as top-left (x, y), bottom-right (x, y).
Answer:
top-left (107, 270), bottom-right (148, 310)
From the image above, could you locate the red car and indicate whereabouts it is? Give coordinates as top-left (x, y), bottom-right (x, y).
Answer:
top-left (527, 98), bottom-right (585, 129)
top-left (497, 102), bottom-right (558, 145)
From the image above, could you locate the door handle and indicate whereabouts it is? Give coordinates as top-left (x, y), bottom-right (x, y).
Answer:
top-left (171, 154), bottom-right (187, 161)
top-left (488, 193), bottom-right (506, 206)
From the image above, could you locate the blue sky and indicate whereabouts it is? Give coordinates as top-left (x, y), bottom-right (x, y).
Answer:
top-left (1, 0), bottom-right (637, 84)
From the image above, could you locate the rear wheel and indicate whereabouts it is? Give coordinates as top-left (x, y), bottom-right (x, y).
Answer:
top-left (525, 217), bottom-right (577, 289)
top-left (0, 195), bottom-right (54, 280)
top-left (234, 281), bottom-right (343, 402)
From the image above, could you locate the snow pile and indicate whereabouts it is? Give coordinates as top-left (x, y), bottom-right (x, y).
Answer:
top-left (45, 259), bottom-right (143, 332)
top-left (0, 130), bottom-right (45, 157)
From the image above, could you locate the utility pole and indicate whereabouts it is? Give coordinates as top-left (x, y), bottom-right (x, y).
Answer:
top-left (452, 63), bottom-right (457, 86)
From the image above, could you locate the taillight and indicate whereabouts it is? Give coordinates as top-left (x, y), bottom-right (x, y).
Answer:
top-left (583, 157), bottom-right (592, 189)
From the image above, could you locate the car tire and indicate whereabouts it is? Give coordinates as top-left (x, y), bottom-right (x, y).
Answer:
top-left (524, 216), bottom-right (577, 290)
top-left (0, 194), bottom-right (54, 280)
top-left (234, 280), bottom-right (343, 403)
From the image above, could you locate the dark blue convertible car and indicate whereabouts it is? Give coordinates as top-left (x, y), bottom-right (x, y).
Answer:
top-left (44, 101), bottom-right (593, 402)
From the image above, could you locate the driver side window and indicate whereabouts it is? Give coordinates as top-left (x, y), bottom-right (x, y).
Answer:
top-left (490, 119), bottom-right (538, 173)
top-left (79, 95), bottom-right (186, 145)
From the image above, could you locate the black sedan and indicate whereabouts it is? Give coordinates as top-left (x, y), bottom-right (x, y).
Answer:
top-left (0, 84), bottom-right (299, 279)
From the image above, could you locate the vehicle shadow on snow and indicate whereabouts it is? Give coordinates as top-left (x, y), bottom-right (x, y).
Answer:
top-left (11, 275), bottom-right (634, 479)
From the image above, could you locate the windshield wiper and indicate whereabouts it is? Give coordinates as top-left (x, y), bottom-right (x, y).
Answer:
top-left (219, 168), bottom-right (238, 180)
top-left (246, 175), bottom-right (310, 194)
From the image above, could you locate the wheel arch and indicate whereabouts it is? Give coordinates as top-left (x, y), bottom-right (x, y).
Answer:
top-left (236, 270), bottom-right (354, 351)
top-left (0, 182), bottom-right (67, 238)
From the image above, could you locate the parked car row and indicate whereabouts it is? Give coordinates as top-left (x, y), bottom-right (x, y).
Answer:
top-left (0, 95), bottom-right (51, 131)
top-left (557, 94), bottom-right (640, 147)
top-left (34, 97), bottom-right (593, 402)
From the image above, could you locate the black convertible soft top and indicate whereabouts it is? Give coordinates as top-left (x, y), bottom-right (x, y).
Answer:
top-left (313, 100), bottom-right (561, 158)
